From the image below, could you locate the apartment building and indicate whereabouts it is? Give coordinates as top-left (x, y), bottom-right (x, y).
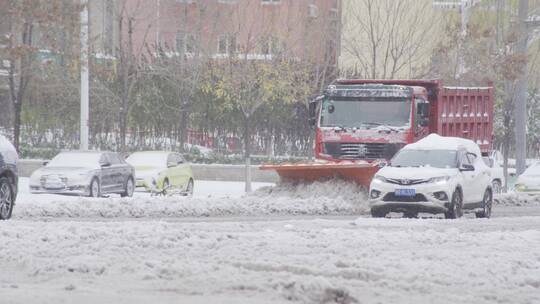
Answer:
top-left (121, 0), bottom-right (341, 67)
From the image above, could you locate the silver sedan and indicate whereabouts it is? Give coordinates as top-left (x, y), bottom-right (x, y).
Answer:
top-left (29, 151), bottom-right (135, 197)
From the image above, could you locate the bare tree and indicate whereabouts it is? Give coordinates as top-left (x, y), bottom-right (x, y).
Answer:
top-left (341, 0), bottom-right (442, 79)
top-left (3, 0), bottom-right (66, 151)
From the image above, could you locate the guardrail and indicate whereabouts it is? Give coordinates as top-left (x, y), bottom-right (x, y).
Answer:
top-left (17, 160), bottom-right (280, 183)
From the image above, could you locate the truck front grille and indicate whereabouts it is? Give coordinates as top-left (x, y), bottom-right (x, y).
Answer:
top-left (324, 142), bottom-right (402, 160)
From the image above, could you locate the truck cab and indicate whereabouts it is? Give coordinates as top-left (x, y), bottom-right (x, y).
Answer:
top-left (310, 83), bottom-right (431, 162)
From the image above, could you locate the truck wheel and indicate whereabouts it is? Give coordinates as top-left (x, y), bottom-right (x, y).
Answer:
top-left (371, 209), bottom-right (386, 218)
top-left (445, 189), bottom-right (463, 219)
top-left (476, 189), bottom-right (492, 218)
top-left (0, 177), bottom-right (14, 220)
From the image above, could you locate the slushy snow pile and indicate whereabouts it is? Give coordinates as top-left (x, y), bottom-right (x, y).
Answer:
top-left (495, 193), bottom-right (540, 206)
top-left (13, 180), bottom-right (369, 219)
top-left (1, 217), bottom-right (539, 303)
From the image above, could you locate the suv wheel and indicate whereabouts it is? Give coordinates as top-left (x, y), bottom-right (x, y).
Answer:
top-left (445, 189), bottom-right (463, 219)
top-left (0, 177), bottom-right (14, 220)
top-left (476, 189), bottom-right (492, 218)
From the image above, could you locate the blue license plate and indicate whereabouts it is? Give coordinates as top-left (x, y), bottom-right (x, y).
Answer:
top-left (395, 189), bottom-right (416, 197)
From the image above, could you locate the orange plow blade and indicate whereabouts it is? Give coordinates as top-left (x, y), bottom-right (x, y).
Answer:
top-left (260, 162), bottom-right (381, 189)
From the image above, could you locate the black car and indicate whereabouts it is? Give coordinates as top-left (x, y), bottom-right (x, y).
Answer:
top-left (29, 151), bottom-right (135, 198)
top-left (0, 135), bottom-right (18, 220)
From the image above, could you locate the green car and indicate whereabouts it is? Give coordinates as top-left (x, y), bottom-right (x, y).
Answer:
top-left (126, 151), bottom-right (194, 196)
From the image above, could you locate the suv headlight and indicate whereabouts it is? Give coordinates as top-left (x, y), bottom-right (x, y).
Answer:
top-left (372, 175), bottom-right (387, 184)
top-left (429, 176), bottom-right (451, 185)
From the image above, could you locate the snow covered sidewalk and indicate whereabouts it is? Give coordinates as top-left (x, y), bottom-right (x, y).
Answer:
top-left (0, 217), bottom-right (539, 303)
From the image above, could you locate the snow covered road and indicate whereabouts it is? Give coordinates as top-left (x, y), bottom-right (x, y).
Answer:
top-left (1, 217), bottom-right (540, 304)
top-left (3, 179), bottom-right (540, 303)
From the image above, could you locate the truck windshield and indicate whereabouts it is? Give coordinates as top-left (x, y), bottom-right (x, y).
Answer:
top-left (320, 98), bottom-right (411, 128)
top-left (391, 149), bottom-right (458, 168)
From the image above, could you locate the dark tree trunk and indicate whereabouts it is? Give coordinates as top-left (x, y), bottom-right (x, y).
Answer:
top-left (179, 110), bottom-right (189, 152)
top-left (12, 102), bottom-right (22, 152)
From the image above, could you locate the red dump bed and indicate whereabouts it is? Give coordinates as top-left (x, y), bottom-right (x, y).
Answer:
top-left (436, 86), bottom-right (494, 154)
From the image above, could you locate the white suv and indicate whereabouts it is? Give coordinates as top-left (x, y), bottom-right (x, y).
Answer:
top-left (369, 134), bottom-right (493, 219)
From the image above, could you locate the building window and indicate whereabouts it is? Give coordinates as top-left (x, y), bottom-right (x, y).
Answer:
top-left (261, 0), bottom-right (280, 4)
top-left (218, 34), bottom-right (236, 54)
top-left (176, 32), bottom-right (197, 54)
top-left (261, 36), bottom-right (280, 55)
top-left (308, 4), bottom-right (319, 18)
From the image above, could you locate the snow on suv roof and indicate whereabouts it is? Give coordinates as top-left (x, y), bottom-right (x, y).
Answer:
top-left (403, 134), bottom-right (481, 156)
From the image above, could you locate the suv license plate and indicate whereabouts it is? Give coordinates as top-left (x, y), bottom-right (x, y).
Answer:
top-left (395, 189), bottom-right (416, 197)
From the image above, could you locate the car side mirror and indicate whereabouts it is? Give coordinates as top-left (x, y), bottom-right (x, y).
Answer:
top-left (167, 162), bottom-right (176, 168)
top-left (42, 161), bottom-right (49, 166)
top-left (101, 162), bottom-right (111, 168)
top-left (459, 164), bottom-right (475, 172)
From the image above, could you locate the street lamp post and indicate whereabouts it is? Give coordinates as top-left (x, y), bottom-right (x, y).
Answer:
top-left (80, 0), bottom-right (89, 151)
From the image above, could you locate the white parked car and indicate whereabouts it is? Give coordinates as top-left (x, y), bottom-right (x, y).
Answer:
top-left (514, 162), bottom-right (540, 195)
top-left (482, 150), bottom-right (504, 194)
top-left (369, 134), bottom-right (493, 219)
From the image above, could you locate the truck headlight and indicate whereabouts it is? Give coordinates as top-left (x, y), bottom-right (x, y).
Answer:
top-left (429, 176), bottom-right (450, 185)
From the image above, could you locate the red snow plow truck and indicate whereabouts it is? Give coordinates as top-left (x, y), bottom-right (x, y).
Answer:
top-left (261, 79), bottom-right (494, 188)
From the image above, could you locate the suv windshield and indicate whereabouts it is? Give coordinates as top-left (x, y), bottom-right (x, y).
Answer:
top-left (320, 98), bottom-right (411, 128)
top-left (391, 149), bottom-right (458, 168)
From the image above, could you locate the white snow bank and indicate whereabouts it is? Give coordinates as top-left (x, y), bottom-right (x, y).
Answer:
top-left (494, 193), bottom-right (540, 206)
top-left (13, 180), bottom-right (368, 219)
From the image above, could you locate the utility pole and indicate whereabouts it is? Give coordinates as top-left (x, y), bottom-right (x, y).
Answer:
top-left (458, 0), bottom-right (474, 76)
top-left (80, 0), bottom-right (89, 150)
top-left (515, 0), bottom-right (530, 175)
top-left (432, 0), bottom-right (481, 78)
